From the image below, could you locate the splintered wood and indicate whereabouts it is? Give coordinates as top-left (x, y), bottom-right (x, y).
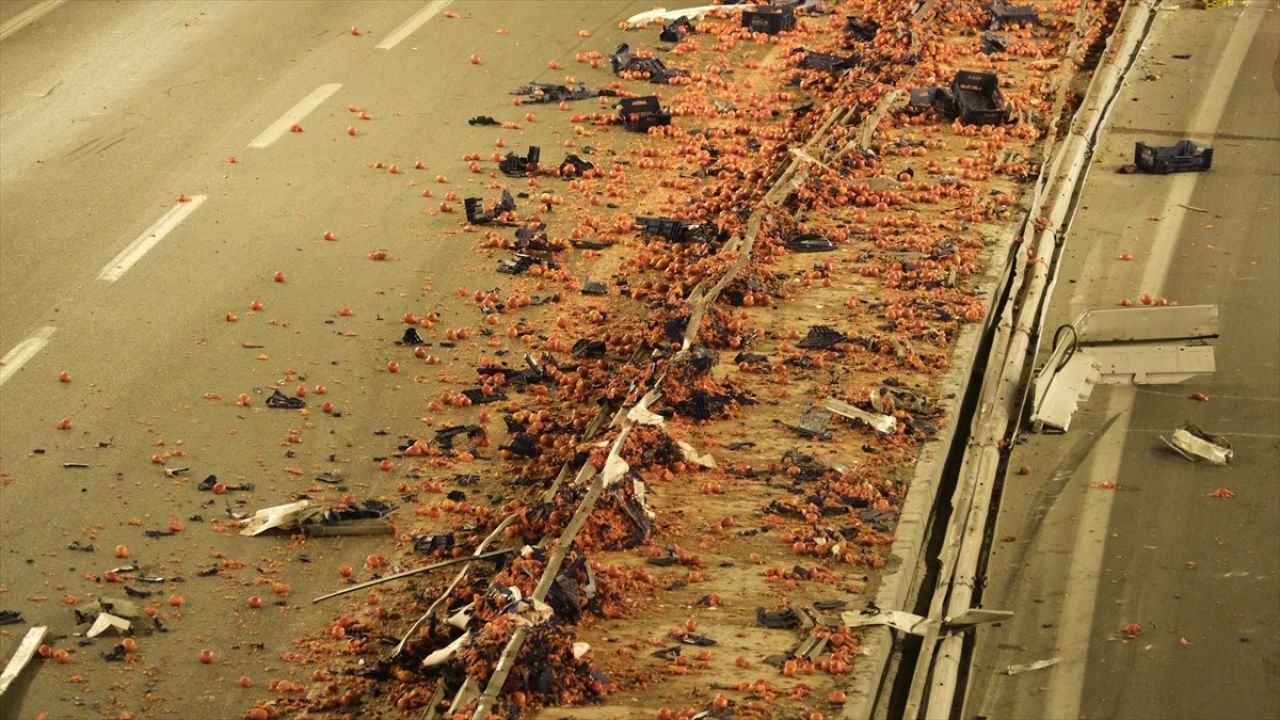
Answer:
top-left (258, 2), bottom-right (1125, 719)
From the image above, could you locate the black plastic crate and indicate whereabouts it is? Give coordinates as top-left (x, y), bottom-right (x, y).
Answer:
top-left (1134, 140), bottom-right (1213, 173)
top-left (951, 70), bottom-right (1008, 125)
top-left (742, 5), bottom-right (795, 35)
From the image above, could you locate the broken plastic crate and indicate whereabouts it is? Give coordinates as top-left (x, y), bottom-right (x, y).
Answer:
top-left (988, 0), bottom-right (1039, 29)
top-left (499, 146), bottom-right (540, 177)
top-left (659, 15), bottom-right (694, 42)
top-left (635, 215), bottom-right (706, 242)
top-left (845, 16), bottom-right (879, 42)
top-left (1133, 140), bottom-right (1213, 173)
top-left (797, 50), bottom-right (859, 74)
top-left (618, 96), bottom-right (672, 132)
top-left (742, 5), bottom-right (795, 35)
top-left (610, 44), bottom-right (688, 84)
top-left (464, 189), bottom-right (517, 226)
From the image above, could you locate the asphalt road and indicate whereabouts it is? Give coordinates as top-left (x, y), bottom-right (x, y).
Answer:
top-left (0, 2), bottom-right (649, 717)
top-left (966, 3), bottom-right (1280, 720)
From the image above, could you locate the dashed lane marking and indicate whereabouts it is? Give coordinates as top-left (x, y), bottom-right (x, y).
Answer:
top-left (376, 0), bottom-right (453, 50)
top-left (248, 83), bottom-right (342, 149)
top-left (0, 327), bottom-right (56, 386)
top-left (97, 195), bottom-right (207, 282)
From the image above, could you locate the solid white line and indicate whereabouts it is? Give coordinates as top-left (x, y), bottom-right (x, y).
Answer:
top-left (1047, 9), bottom-right (1267, 720)
top-left (98, 195), bottom-right (208, 282)
top-left (376, 0), bottom-right (453, 50)
top-left (248, 83), bottom-right (342, 149)
top-left (0, 0), bottom-right (65, 42)
top-left (0, 327), bottom-right (56, 386)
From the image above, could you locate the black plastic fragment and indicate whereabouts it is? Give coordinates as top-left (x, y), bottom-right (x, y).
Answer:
top-left (757, 606), bottom-right (801, 629)
top-left (465, 189), bottom-right (517, 226)
top-left (499, 146), bottom-right (541, 177)
top-left (412, 533), bottom-right (455, 555)
top-left (798, 50), bottom-right (859, 74)
top-left (796, 325), bottom-right (848, 349)
top-left (787, 233), bottom-right (835, 252)
top-left (401, 327), bottom-right (425, 346)
top-left (679, 632), bottom-right (717, 646)
top-left (266, 389), bottom-right (306, 409)
top-left (435, 425), bottom-right (485, 450)
top-left (468, 115), bottom-right (500, 126)
top-left (610, 44), bottom-right (689, 84)
top-left (571, 338), bottom-right (607, 359)
top-left (846, 17), bottom-right (879, 42)
top-left (581, 279), bottom-right (607, 296)
top-left (497, 254), bottom-right (558, 275)
top-left (502, 433), bottom-right (540, 458)
top-left (461, 387), bottom-right (507, 405)
top-left (660, 15), bottom-right (693, 42)
top-left (988, 0), bottom-right (1038, 29)
top-left (511, 82), bottom-right (615, 105)
top-left (0, 610), bottom-right (22, 626)
top-left (558, 154), bottom-right (595, 179)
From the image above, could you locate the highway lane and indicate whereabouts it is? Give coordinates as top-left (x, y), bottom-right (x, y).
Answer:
top-left (0, 2), bottom-right (649, 717)
top-left (966, 3), bottom-right (1279, 719)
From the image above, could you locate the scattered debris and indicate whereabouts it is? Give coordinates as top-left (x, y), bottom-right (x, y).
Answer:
top-left (465, 189), bottom-right (517, 225)
top-left (1005, 656), bottom-right (1061, 675)
top-left (610, 43), bottom-right (689, 84)
top-left (1160, 424), bottom-right (1232, 465)
top-left (822, 398), bottom-right (897, 434)
top-left (499, 146), bottom-right (541, 177)
top-left (1129, 140), bottom-right (1213, 174)
top-left (85, 612), bottom-right (132, 638)
top-left (796, 325), bottom-right (847, 349)
top-left (266, 389), bottom-right (306, 409)
top-left (239, 500), bottom-right (311, 536)
top-left (511, 82), bottom-right (615, 105)
top-left (659, 15), bottom-right (695, 43)
top-left (988, 0), bottom-right (1039, 29)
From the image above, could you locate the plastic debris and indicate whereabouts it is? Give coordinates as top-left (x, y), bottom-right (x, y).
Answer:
top-left (1161, 424), bottom-right (1232, 465)
top-left (239, 500), bottom-right (311, 536)
top-left (1005, 656), bottom-right (1061, 675)
top-left (85, 612), bottom-right (132, 638)
top-left (610, 43), bottom-right (689, 84)
top-left (465, 189), bottom-right (517, 225)
top-left (1131, 140), bottom-right (1213, 174)
top-left (618, 96), bottom-right (673, 131)
top-left (822, 398), bottom-right (897, 434)
top-left (659, 15), bottom-right (694, 43)
top-left (499, 146), bottom-right (541, 177)
top-left (988, 0), bottom-right (1039, 29)
top-left (266, 389), bottom-right (306, 409)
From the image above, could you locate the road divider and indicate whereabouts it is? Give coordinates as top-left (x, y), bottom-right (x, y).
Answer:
top-left (0, 327), bottom-right (56, 386)
top-left (97, 195), bottom-right (207, 282)
top-left (248, 83), bottom-right (342, 149)
top-left (376, 0), bottom-right (453, 51)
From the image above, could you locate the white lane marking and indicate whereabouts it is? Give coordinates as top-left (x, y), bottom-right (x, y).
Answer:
top-left (98, 195), bottom-right (208, 282)
top-left (1047, 8), bottom-right (1268, 720)
top-left (0, 327), bottom-right (56, 386)
top-left (376, 0), bottom-right (453, 50)
top-left (248, 83), bottom-right (342, 149)
top-left (0, 0), bottom-right (66, 42)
